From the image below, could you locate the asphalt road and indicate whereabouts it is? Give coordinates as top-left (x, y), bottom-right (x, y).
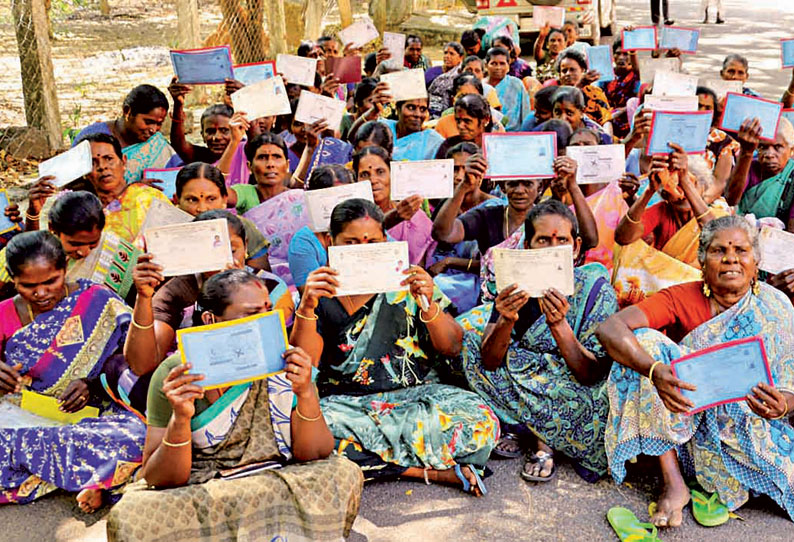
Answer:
top-left (3, 1), bottom-right (794, 541)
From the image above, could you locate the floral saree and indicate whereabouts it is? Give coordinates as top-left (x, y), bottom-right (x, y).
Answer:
top-left (0, 280), bottom-right (146, 504)
top-left (459, 264), bottom-right (618, 474)
top-left (607, 284), bottom-right (794, 518)
top-left (316, 289), bottom-right (499, 481)
top-left (108, 371), bottom-right (363, 542)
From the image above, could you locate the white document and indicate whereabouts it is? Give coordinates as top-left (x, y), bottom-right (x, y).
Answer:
top-left (275, 54), bottom-right (318, 87)
top-left (328, 241), bottom-right (410, 296)
top-left (38, 140), bottom-right (92, 188)
top-left (533, 6), bottom-right (565, 29)
top-left (759, 226), bottom-right (794, 274)
top-left (644, 95), bottom-right (699, 112)
top-left (305, 181), bottom-right (375, 232)
top-left (231, 76), bottom-right (291, 120)
top-left (144, 218), bottom-right (233, 277)
top-left (390, 159), bottom-right (454, 200)
top-left (653, 70), bottom-right (698, 96)
top-left (639, 57), bottom-right (680, 85)
top-left (338, 18), bottom-right (380, 49)
top-left (141, 200), bottom-right (193, 234)
top-left (381, 69), bottom-right (428, 102)
top-left (383, 31), bottom-right (406, 70)
top-left (493, 245), bottom-right (575, 298)
top-left (294, 90), bottom-right (347, 132)
top-left (700, 78), bottom-right (743, 100)
top-left (0, 401), bottom-right (62, 429)
top-left (567, 144), bottom-right (626, 185)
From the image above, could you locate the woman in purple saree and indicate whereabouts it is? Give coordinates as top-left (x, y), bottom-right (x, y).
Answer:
top-left (0, 232), bottom-right (146, 512)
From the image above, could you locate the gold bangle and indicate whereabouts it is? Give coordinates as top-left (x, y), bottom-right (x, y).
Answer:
top-left (466, 258), bottom-right (473, 271)
top-left (695, 209), bottom-right (711, 221)
top-left (772, 401), bottom-right (790, 420)
top-left (25, 211), bottom-right (40, 221)
top-left (624, 212), bottom-right (641, 225)
top-left (161, 437), bottom-right (191, 448)
top-left (785, 88), bottom-right (793, 97)
top-left (419, 303), bottom-right (442, 324)
top-left (295, 404), bottom-right (323, 422)
top-left (131, 318), bottom-right (154, 330)
top-left (295, 311), bottom-right (318, 321)
top-left (647, 360), bottom-right (663, 383)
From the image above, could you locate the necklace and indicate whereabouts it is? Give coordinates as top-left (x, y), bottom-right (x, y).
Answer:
top-left (503, 205), bottom-right (509, 239)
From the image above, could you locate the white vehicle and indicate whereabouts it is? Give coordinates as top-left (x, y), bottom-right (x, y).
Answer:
top-left (464, 0), bottom-right (617, 45)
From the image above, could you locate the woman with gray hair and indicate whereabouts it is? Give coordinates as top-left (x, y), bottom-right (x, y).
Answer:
top-left (615, 143), bottom-right (728, 268)
top-left (597, 215), bottom-right (794, 529)
top-left (727, 117), bottom-right (794, 232)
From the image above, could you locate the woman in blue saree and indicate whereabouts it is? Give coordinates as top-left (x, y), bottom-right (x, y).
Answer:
top-left (381, 99), bottom-right (445, 161)
top-left (460, 200), bottom-right (618, 482)
top-left (597, 216), bottom-right (794, 529)
top-left (73, 84), bottom-right (182, 184)
top-left (0, 232), bottom-right (146, 512)
top-left (485, 46), bottom-right (530, 132)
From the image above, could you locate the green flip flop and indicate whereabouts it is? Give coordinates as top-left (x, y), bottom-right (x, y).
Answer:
top-left (607, 507), bottom-right (663, 542)
top-left (691, 489), bottom-right (730, 527)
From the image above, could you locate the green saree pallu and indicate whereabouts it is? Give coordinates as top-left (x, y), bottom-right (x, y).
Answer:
top-left (738, 159), bottom-right (794, 223)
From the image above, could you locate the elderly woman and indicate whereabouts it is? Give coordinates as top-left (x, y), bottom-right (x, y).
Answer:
top-left (0, 232), bottom-right (145, 511)
top-left (598, 40), bottom-right (641, 139)
top-left (726, 117), bottom-right (794, 232)
top-left (485, 46), bottom-right (531, 132)
top-left (461, 200), bottom-right (618, 482)
top-left (547, 50), bottom-right (613, 130)
top-left (615, 145), bottom-right (727, 268)
top-left (290, 199), bottom-right (498, 495)
top-left (380, 99), bottom-right (445, 161)
top-left (597, 216), bottom-right (794, 528)
top-left (73, 84), bottom-right (181, 183)
top-left (107, 269), bottom-right (363, 542)
top-left (720, 54), bottom-right (760, 97)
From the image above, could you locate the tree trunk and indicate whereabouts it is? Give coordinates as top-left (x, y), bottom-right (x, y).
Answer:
top-left (303, 0), bottom-right (322, 41)
top-left (338, 0), bottom-right (353, 28)
top-left (11, 0), bottom-right (62, 151)
top-left (99, 0), bottom-right (110, 16)
top-left (265, 0), bottom-right (288, 56)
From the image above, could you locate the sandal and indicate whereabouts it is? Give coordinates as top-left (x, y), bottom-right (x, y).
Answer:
top-left (454, 464), bottom-right (487, 496)
top-left (492, 432), bottom-right (524, 459)
top-left (520, 450), bottom-right (557, 482)
top-left (607, 507), bottom-right (663, 542)
top-left (691, 488), bottom-right (729, 527)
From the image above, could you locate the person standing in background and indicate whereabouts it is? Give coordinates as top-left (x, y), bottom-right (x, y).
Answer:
top-left (701, 0), bottom-right (725, 24)
top-left (650, 0), bottom-right (673, 26)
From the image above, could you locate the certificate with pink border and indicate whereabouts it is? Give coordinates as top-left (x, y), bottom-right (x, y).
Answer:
top-left (671, 337), bottom-right (773, 415)
top-left (482, 132), bottom-right (557, 180)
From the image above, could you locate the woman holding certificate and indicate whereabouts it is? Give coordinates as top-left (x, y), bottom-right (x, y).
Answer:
top-left (72, 84), bottom-right (182, 184)
top-left (0, 232), bottom-right (146, 511)
top-left (108, 269), bottom-right (363, 542)
top-left (546, 50), bottom-right (613, 131)
top-left (290, 199), bottom-right (499, 496)
top-left (460, 200), bottom-right (618, 482)
top-left (598, 216), bottom-right (794, 528)
top-left (353, 145), bottom-right (435, 266)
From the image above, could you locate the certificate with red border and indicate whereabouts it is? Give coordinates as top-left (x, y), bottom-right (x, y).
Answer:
top-left (718, 92), bottom-right (782, 142)
top-left (233, 60), bottom-right (276, 86)
top-left (170, 45), bottom-right (234, 85)
top-left (782, 38), bottom-right (794, 69)
top-left (671, 337), bottom-right (773, 415)
top-left (621, 26), bottom-right (658, 52)
top-left (482, 132), bottom-right (557, 180)
top-left (659, 26), bottom-right (700, 54)
top-left (646, 110), bottom-right (712, 156)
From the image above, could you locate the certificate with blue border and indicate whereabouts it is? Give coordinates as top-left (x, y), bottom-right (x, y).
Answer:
top-left (178, 310), bottom-right (289, 390)
top-left (170, 45), bottom-right (234, 85)
top-left (671, 337), bottom-right (773, 415)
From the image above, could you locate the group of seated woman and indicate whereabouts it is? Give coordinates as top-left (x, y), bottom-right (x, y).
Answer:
top-left (3, 24), bottom-right (794, 542)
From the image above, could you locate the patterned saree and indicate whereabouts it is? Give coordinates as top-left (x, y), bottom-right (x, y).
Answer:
top-left (0, 280), bottom-right (146, 504)
top-left (606, 284), bottom-right (794, 518)
top-left (108, 374), bottom-right (364, 542)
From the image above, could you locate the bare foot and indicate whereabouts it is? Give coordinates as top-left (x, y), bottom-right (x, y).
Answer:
top-left (76, 488), bottom-right (103, 514)
top-left (403, 466), bottom-right (483, 496)
top-left (652, 482), bottom-right (690, 528)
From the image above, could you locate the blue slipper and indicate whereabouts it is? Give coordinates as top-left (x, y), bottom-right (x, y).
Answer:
top-left (454, 464), bottom-right (487, 496)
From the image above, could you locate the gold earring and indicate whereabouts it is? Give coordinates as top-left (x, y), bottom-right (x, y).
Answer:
top-left (702, 279), bottom-right (711, 298)
top-left (752, 277), bottom-right (761, 296)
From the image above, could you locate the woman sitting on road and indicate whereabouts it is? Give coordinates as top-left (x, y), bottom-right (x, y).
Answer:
top-left (108, 269), bottom-right (363, 542)
top-left (598, 216), bottom-right (794, 528)
top-left (290, 199), bottom-right (499, 495)
top-left (462, 200), bottom-right (617, 482)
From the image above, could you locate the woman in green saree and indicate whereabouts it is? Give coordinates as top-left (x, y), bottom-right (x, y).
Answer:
top-left (290, 198), bottom-right (499, 495)
top-left (107, 269), bottom-right (363, 542)
top-left (726, 117), bottom-right (794, 231)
